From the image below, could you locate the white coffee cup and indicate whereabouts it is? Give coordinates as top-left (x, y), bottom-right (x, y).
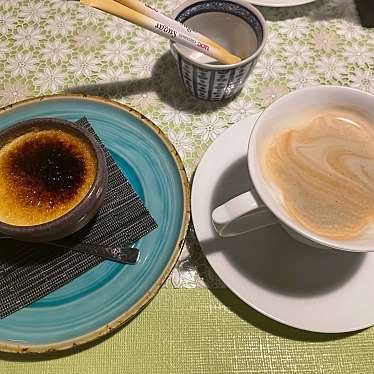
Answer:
top-left (212, 86), bottom-right (374, 252)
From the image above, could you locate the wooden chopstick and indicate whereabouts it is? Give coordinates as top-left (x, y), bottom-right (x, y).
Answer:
top-left (80, 0), bottom-right (241, 65)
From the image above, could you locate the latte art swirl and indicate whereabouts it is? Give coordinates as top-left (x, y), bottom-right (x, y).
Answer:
top-left (264, 109), bottom-right (374, 240)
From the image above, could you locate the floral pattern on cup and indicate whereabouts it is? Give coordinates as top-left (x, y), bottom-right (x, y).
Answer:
top-left (171, 0), bottom-right (266, 101)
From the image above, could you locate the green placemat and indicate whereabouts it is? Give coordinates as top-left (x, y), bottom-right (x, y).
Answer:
top-left (1, 289), bottom-right (373, 374)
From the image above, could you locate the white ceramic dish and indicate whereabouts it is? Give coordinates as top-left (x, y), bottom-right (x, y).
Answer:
top-left (191, 113), bottom-right (374, 333)
top-left (249, 0), bottom-right (316, 6)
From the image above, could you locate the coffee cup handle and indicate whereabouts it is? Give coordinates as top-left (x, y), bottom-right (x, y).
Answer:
top-left (212, 190), bottom-right (278, 237)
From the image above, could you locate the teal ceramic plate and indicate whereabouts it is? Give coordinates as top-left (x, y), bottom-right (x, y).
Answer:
top-left (0, 95), bottom-right (190, 353)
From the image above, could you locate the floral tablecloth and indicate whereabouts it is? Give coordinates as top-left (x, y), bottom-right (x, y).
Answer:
top-left (0, 0), bottom-right (373, 289)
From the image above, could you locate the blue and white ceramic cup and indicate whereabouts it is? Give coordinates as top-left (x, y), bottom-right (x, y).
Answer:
top-left (171, 0), bottom-right (267, 101)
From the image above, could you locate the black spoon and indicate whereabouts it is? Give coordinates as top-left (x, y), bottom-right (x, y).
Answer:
top-left (0, 233), bottom-right (139, 265)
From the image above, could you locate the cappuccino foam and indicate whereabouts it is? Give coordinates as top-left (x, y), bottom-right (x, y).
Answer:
top-left (0, 129), bottom-right (97, 226)
top-left (263, 108), bottom-right (374, 240)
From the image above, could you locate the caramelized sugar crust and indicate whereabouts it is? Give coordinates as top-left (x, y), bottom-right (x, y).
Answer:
top-left (0, 129), bottom-right (97, 226)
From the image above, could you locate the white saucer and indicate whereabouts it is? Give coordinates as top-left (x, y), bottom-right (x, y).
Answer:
top-left (191, 113), bottom-right (374, 333)
top-left (249, 0), bottom-right (316, 7)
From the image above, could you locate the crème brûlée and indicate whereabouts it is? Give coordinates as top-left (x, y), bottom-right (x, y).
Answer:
top-left (0, 129), bottom-right (97, 226)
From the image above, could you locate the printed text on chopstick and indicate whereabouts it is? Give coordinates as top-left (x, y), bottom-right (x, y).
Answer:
top-left (155, 23), bottom-right (177, 38)
top-left (154, 23), bottom-right (210, 51)
top-left (145, 2), bottom-right (192, 33)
